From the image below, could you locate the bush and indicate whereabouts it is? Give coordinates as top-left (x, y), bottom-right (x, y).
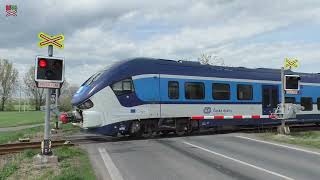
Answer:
top-left (4, 102), bottom-right (15, 111)
top-left (59, 96), bottom-right (72, 112)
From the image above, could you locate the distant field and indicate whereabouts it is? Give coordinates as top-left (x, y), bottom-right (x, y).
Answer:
top-left (0, 111), bottom-right (44, 128)
top-left (260, 131), bottom-right (320, 149)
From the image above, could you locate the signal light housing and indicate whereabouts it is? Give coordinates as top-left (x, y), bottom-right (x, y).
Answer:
top-left (35, 56), bottom-right (65, 83)
top-left (285, 75), bottom-right (301, 90)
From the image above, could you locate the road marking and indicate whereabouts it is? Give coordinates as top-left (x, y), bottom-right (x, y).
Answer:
top-left (183, 141), bottom-right (294, 180)
top-left (98, 148), bottom-right (124, 180)
top-left (235, 135), bottom-right (320, 156)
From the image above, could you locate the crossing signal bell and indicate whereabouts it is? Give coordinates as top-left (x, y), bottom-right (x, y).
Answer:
top-left (35, 56), bottom-right (64, 83)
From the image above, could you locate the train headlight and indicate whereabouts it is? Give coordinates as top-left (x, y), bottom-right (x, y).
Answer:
top-left (78, 99), bottom-right (94, 109)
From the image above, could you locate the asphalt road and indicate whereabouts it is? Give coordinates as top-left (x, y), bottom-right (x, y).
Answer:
top-left (82, 133), bottom-right (320, 180)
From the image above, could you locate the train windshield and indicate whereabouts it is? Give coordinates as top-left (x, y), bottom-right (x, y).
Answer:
top-left (82, 72), bottom-right (102, 86)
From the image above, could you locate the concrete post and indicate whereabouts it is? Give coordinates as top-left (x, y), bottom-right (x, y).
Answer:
top-left (42, 45), bottom-right (53, 155)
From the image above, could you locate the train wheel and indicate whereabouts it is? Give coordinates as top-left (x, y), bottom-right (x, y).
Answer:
top-left (142, 127), bottom-right (153, 138)
top-left (129, 121), bottom-right (142, 137)
top-left (161, 130), bottom-right (170, 136)
top-left (175, 119), bottom-right (189, 136)
top-left (175, 130), bottom-right (185, 136)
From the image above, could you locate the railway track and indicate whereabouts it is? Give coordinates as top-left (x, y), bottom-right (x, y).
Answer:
top-left (0, 140), bottom-right (73, 155)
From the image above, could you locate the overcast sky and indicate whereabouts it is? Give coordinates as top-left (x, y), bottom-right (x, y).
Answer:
top-left (1, 0), bottom-right (320, 86)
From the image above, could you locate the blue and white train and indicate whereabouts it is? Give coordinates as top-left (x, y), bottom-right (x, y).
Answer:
top-left (66, 58), bottom-right (320, 136)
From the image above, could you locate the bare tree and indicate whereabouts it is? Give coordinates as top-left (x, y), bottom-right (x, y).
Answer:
top-left (0, 59), bottom-right (19, 111)
top-left (24, 66), bottom-right (45, 111)
top-left (211, 55), bottom-right (225, 66)
top-left (198, 53), bottom-right (225, 66)
top-left (198, 53), bottom-right (211, 65)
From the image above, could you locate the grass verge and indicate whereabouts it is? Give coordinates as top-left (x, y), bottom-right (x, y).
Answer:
top-left (0, 122), bottom-right (89, 179)
top-left (0, 161), bottom-right (18, 180)
top-left (0, 111), bottom-right (45, 128)
top-left (50, 147), bottom-right (96, 180)
top-left (0, 147), bottom-right (95, 180)
top-left (259, 131), bottom-right (320, 149)
top-left (59, 123), bottom-right (81, 135)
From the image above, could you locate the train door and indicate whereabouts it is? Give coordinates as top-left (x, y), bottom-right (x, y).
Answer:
top-left (262, 85), bottom-right (279, 115)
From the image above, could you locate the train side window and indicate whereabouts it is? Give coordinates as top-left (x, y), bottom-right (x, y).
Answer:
top-left (212, 83), bottom-right (230, 100)
top-left (317, 98), bottom-right (320, 110)
top-left (111, 78), bottom-right (134, 96)
top-left (285, 97), bottom-right (296, 103)
top-left (168, 81), bottom-right (179, 99)
top-left (237, 84), bottom-right (253, 100)
top-left (185, 82), bottom-right (205, 99)
top-left (301, 97), bottom-right (313, 111)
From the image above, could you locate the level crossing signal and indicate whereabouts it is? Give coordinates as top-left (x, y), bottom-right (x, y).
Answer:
top-left (284, 75), bottom-right (301, 94)
top-left (35, 56), bottom-right (65, 88)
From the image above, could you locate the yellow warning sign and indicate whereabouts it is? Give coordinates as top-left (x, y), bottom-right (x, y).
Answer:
top-left (38, 32), bottom-right (64, 49)
top-left (284, 58), bottom-right (299, 69)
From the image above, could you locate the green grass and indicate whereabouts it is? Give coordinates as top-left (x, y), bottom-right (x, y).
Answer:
top-left (0, 150), bottom-right (36, 180)
top-left (0, 111), bottom-right (44, 128)
top-left (0, 119), bottom-right (87, 179)
top-left (0, 162), bottom-right (18, 180)
top-left (60, 123), bottom-right (81, 135)
top-left (0, 123), bottom-right (80, 144)
top-left (1, 147), bottom-right (95, 180)
top-left (33, 147), bottom-right (96, 180)
top-left (0, 126), bottom-right (43, 144)
top-left (0, 125), bottom-right (90, 179)
top-left (260, 131), bottom-right (320, 149)
top-left (53, 147), bottom-right (96, 180)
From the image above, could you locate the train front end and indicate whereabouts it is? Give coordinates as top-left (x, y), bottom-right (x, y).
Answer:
top-left (60, 60), bottom-right (137, 136)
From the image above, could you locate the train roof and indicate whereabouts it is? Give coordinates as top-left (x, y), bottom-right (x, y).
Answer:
top-left (104, 57), bottom-right (320, 83)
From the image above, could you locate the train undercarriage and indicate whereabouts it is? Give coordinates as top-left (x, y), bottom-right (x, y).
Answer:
top-left (60, 111), bottom-right (201, 137)
top-left (128, 118), bottom-right (195, 137)
top-left (60, 109), bottom-right (320, 138)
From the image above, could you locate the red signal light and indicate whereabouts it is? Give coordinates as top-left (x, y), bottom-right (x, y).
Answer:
top-left (39, 59), bottom-right (47, 68)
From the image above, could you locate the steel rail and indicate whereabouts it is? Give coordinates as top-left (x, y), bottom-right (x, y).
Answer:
top-left (0, 140), bottom-right (73, 155)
